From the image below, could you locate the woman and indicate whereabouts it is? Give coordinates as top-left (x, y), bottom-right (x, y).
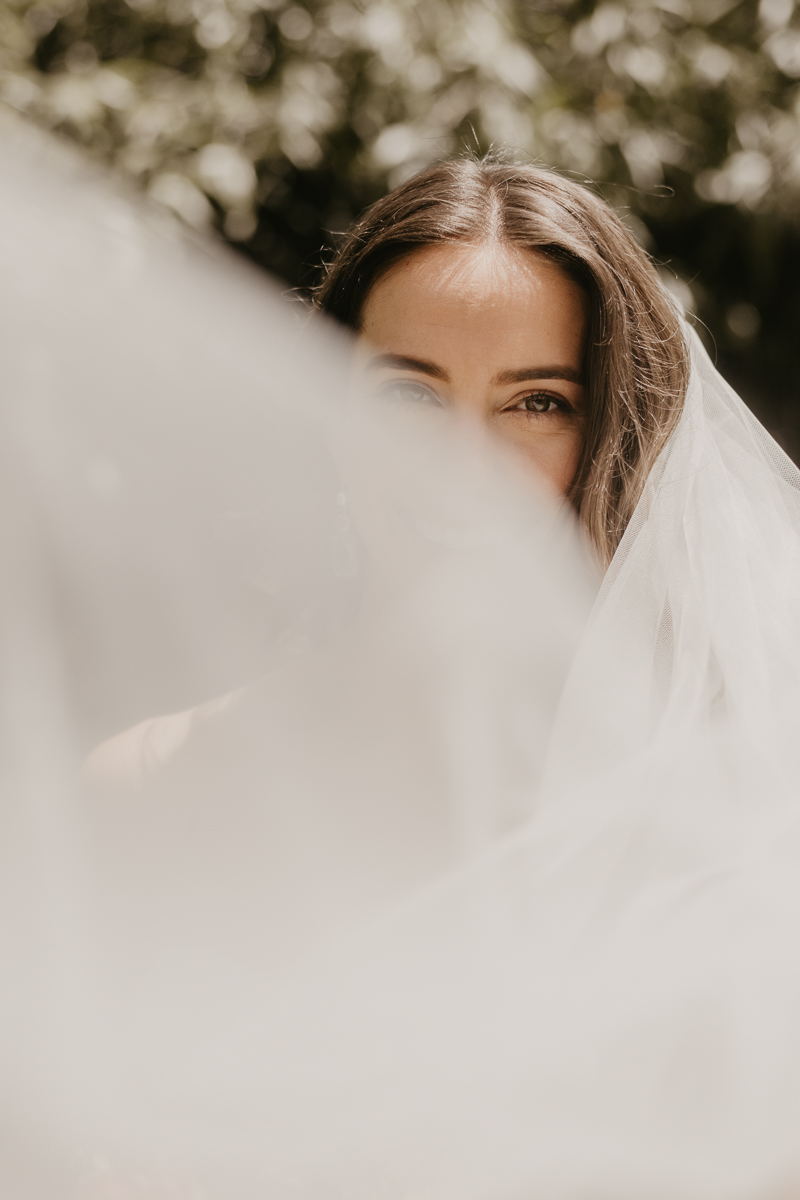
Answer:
top-left (308, 158), bottom-right (800, 813)
top-left (9, 127), bottom-right (800, 1198)
top-left (86, 157), bottom-right (692, 782)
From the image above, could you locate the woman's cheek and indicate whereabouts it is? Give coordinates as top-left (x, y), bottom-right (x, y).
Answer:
top-left (499, 423), bottom-right (584, 496)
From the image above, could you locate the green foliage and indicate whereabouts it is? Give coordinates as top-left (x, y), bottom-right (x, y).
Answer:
top-left (3, 0), bottom-right (800, 443)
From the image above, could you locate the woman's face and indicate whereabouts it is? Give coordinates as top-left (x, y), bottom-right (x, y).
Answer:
top-left (357, 242), bottom-right (588, 495)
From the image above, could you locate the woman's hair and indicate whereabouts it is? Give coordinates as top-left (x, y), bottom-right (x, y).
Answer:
top-left (313, 157), bottom-right (689, 566)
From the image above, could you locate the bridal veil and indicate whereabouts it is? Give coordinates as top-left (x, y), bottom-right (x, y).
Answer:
top-left (4, 111), bottom-right (800, 1199)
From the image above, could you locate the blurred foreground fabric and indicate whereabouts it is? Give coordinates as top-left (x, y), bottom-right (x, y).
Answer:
top-left (4, 113), bottom-right (800, 1199)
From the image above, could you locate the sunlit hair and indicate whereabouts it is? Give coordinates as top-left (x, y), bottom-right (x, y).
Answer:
top-left (313, 157), bottom-right (689, 567)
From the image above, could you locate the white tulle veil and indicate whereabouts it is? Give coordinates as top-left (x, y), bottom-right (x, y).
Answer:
top-left (4, 109), bottom-right (800, 1199)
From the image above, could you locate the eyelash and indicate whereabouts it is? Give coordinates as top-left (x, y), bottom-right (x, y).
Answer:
top-left (507, 392), bottom-right (573, 416)
top-left (376, 380), bottom-right (443, 406)
top-left (375, 379), bottom-right (574, 416)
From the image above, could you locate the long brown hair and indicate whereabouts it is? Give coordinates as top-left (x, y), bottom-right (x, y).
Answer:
top-left (314, 157), bottom-right (689, 566)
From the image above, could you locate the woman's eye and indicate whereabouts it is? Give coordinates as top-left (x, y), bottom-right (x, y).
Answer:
top-left (517, 393), bottom-right (564, 414)
top-left (376, 379), bottom-right (443, 407)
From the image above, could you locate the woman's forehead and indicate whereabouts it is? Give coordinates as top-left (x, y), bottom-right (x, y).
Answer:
top-left (360, 242), bottom-right (589, 359)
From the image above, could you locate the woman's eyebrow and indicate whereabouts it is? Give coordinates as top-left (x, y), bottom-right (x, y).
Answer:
top-left (365, 353), bottom-right (450, 381)
top-left (493, 366), bottom-right (583, 385)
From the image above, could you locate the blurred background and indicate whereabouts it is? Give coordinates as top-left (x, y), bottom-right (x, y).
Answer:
top-left (2, 0), bottom-right (800, 453)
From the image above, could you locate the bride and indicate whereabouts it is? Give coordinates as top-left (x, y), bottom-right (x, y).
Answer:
top-left (6, 125), bottom-right (800, 1198)
top-left (88, 158), bottom-right (689, 784)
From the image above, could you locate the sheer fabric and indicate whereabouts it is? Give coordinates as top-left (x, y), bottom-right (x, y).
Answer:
top-left (3, 110), bottom-right (800, 1199)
